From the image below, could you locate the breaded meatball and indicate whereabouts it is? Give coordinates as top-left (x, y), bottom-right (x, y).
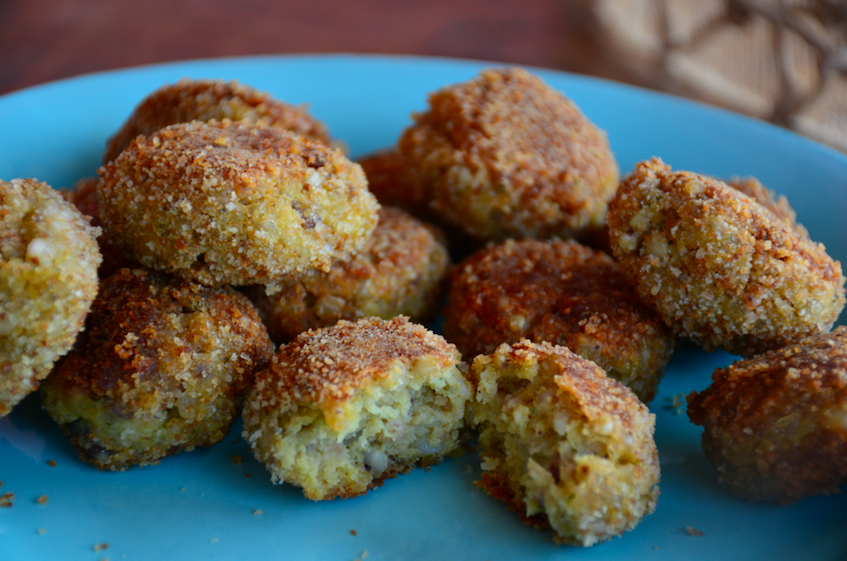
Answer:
top-left (687, 327), bottom-right (847, 504)
top-left (467, 340), bottom-right (660, 546)
top-left (607, 158), bottom-right (845, 356)
top-left (245, 207), bottom-right (449, 344)
top-left (98, 120), bottom-right (379, 287)
top-left (62, 177), bottom-right (139, 278)
top-left (40, 268), bottom-right (274, 471)
top-left (242, 316), bottom-right (472, 501)
top-left (103, 79), bottom-right (332, 163)
top-left (398, 67), bottom-right (619, 242)
top-left (0, 179), bottom-right (101, 417)
top-left (443, 239), bottom-right (674, 403)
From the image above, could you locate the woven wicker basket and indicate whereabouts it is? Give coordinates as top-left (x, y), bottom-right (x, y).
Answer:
top-left (591, 0), bottom-right (847, 153)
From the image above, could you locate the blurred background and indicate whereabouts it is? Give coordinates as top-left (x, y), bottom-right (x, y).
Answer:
top-left (1, 0), bottom-right (844, 152)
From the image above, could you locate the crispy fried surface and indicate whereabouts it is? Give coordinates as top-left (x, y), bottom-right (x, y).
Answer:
top-left (468, 340), bottom-right (660, 546)
top-left (607, 158), bottom-right (845, 356)
top-left (443, 239), bottom-right (673, 402)
top-left (398, 67), bottom-right (619, 241)
top-left (242, 316), bottom-right (471, 500)
top-left (0, 178), bottom-right (101, 417)
top-left (687, 327), bottom-right (847, 504)
top-left (103, 79), bottom-right (331, 163)
top-left (98, 120), bottom-right (379, 287)
top-left (246, 207), bottom-right (449, 344)
top-left (40, 268), bottom-right (274, 470)
top-left (62, 177), bottom-right (138, 278)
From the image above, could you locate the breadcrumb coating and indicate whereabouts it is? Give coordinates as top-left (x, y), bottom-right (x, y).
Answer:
top-left (242, 316), bottom-right (471, 500)
top-left (687, 326), bottom-right (847, 504)
top-left (98, 120), bottom-right (379, 287)
top-left (246, 207), bottom-right (449, 344)
top-left (467, 340), bottom-right (660, 546)
top-left (40, 268), bottom-right (274, 470)
top-left (398, 67), bottom-right (619, 242)
top-left (0, 179), bottom-right (101, 417)
top-left (62, 177), bottom-right (139, 278)
top-left (607, 158), bottom-right (845, 356)
top-left (443, 239), bottom-right (674, 402)
top-left (103, 79), bottom-right (332, 163)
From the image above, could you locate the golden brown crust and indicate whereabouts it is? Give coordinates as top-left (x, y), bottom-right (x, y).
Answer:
top-left (443, 239), bottom-right (674, 402)
top-left (468, 340), bottom-right (660, 546)
top-left (62, 177), bottom-right (139, 278)
top-left (98, 120), bottom-right (379, 286)
top-left (607, 157), bottom-right (845, 356)
top-left (250, 316), bottom-right (462, 412)
top-left (245, 206), bottom-right (449, 344)
top-left (103, 79), bottom-right (331, 163)
top-left (687, 326), bottom-right (847, 504)
top-left (399, 67), bottom-right (619, 241)
top-left (40, 268), bottom-right (274, 470)
top-left (242, 316), bottom-right (470, 500)
top-left (0, 178), bottom-right (101, 417)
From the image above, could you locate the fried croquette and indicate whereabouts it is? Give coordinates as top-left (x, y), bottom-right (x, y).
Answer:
top-left (40, 268), bottom-right (274, 470)
top-left (98, 120), bottom-right (379, 287)
top-left (467, 340), bottom-right (660, 546)
top-left (62, 177), bottom-right (139, 278)
top-left (398, 67), bottom-right (619, 242)
top-left (245, 207), bottom-right (449, 344)
top-left (607, 158), bottom-right (845, 356)
top-left (103, 79), bottom-right (332, 163)
top-left (242, 316), bottom-right (471, 501)
top-left (687, 326), bottom-right (847, 504)
top-left (442, 239), bottom-right (674, 403)
top-left (0, 179), bottom-right (101, 417)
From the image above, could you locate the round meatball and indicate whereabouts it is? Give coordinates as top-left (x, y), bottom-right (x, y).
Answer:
top-left (62, 177), bottom-right (139, 278)
top-left (103, 79), bottom-right (332, 163)
top-left (40, 268), bottom-right (274, 471)
top-left (607, 158), bottom-right (846, 356)
top-left (242, 316), bottom-right (472, 501)
top-left (687, 326), bottom-right (847, 505)
top-left (0, 179), bottom-right (101, 417)
top-left (245, 206), bottom-right (449, 344)
top-left (98, 120), bottom-right (379, 287)
top-left (467, 340), bottom-right (660, 546)
top-left (398, 67), bottom-right (619, 242)
top-left (443, 239), bottom-right (674, 403)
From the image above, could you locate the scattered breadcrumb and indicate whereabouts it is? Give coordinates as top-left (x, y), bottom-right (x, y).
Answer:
top-left (93, 543), bottom-right (109, 552)
top-left (353, 550), bottom-right (370, 561)
top-left (179, 487), bottom-right (186, 492)
top-left (0, 492), bottom-right (14, 507)
top-left (37, 528), bottom-right (46, 535)
top-left (350, 529), bottom-right (357, 536)
top-left (685, 526), bottom-right (705, 537)
top-left (36, 495), bottom-right (48, 505)
top-left (210, 538), bottom-right (219, 543)
top-left (47, 460), bottom-right (57, 467)
top-left (665, 394), bottom-right (687, 415)
top-left (253, 509), bottom-right (263, 515)
top-left (232, 455), bottom-right (243, 464)
top-left (245, 473), bottom-right (251, 478)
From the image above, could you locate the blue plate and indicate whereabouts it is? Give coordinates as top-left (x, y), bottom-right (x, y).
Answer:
top-left (1, 54), bottom-right (846, 561)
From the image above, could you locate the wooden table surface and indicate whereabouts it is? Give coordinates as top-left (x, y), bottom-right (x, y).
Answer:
top-left (0, 0), bottom-right (637, 96)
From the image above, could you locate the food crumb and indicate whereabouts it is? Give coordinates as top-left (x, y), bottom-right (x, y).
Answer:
top-left (253, 509), bottom-right (263, 515)
top-left (210, 538), bottom-right (219, 543)
top-left (233, 437), bottom-right (241, 444)
top-left (666, 394), bottom-right (687, 415)
top-left (37, 528), bottom-right (46, 535)
top-left (362, 550), bottom-right (369, 559)
top-left (653, 545), bottom-right (659, 550)
top-left (685, 526), bottom-right (705, 537)
top-left (47, 460), bottom-right (57, 467)
top-left (424, 466), bottom-right (432, 473)
top-left (179, 487), bottom-right (186, 492)
top-left (350, 529), bottom-right (357, 536)
top-left (93, 543), bottom-right (109, 552)
top-left (245, 473), bottom-right (251, 478)
top-left (36, 495), bottom-right (48, 505)
top-left (232, 455), bottom-right (242, 464)
top-left (0, 492), bottom-right (15, 507)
